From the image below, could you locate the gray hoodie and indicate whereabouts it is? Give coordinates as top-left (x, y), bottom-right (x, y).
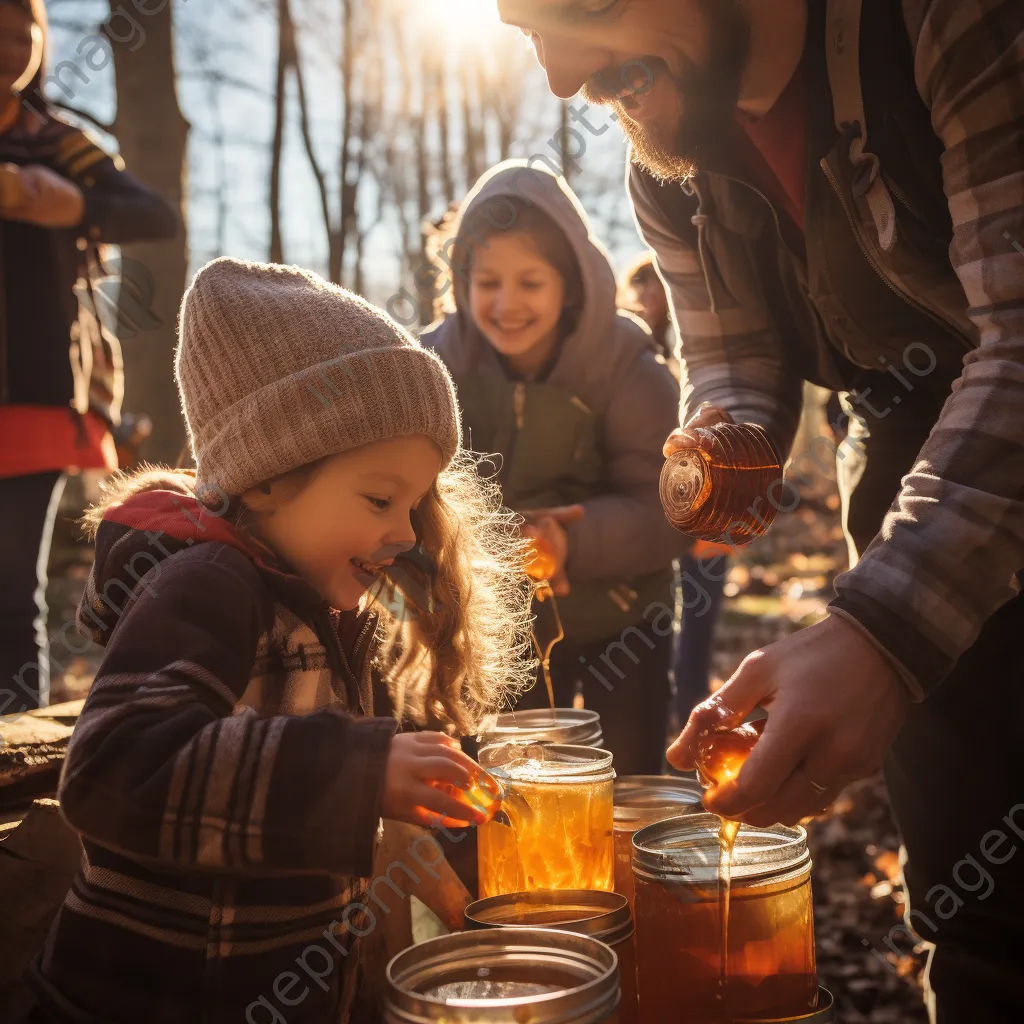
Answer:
top-left (423, 162), bottom-right (688, 620)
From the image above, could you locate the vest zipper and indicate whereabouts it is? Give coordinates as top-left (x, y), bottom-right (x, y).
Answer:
top-left (819, 157), bottom-right (972, 353)
top-left (499, 382), bottom-right (526, 489)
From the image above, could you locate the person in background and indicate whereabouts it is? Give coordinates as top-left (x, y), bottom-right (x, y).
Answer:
top-left (620, 252), bottom-right (729, 733)
top-left (28, 257), bottom-right (535, 1023)
top-left (0, 0), bottom-right (177, 713)
top-left (618, 251), bottom-right (679, 379)
top-left (424, 161), bottom-right (689, 776)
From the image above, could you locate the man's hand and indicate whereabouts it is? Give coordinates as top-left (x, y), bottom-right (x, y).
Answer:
top-left (520, 504), bottom-right (582, 597)
top-left (0, 164), bottom-right (84, 228)
top-left (663, 402), bottom-right (734, 458)
top-left (666, 614), bottom-right (910, 826)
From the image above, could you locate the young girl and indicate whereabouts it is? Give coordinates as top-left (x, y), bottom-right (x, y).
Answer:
top-left (423, 162), bottom-right (689, 776)
top-left (27, 257), bottom-right (534, 1023)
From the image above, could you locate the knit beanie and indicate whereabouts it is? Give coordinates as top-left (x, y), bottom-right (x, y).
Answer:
top-left (175, 257), bottom-right (461, 497)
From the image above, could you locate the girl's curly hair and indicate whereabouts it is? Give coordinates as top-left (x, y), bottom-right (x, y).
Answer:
top-left (83, 453), bottom-right (537, 736)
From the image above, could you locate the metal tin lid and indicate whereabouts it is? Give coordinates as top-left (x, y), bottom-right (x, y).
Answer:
top-left (479, 743), bottom-right (616, 785)
top-left (613, 775), bottom-right (705, 827)
top-left (735, 987), bottom-right (835, 1022)
top-left (465, 890), bottom-right (634, 946)
top-left (385, 927), bottom-right (620, 1024)
top-left (632, 813), bottom-right (810, 885)
top-left (478, 708), bottom-right (603, 748)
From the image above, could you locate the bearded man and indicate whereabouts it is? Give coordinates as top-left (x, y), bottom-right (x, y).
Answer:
top-left (498, 1), bottom-right (1024, 1019)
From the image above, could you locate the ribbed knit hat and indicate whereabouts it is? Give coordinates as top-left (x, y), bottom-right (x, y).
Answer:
top-left (175, 257), bottom-right (461, 497)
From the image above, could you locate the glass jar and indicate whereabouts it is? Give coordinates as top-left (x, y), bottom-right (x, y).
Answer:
top-left (384, 927), bottom-right (620, 1023)
top-left (478, 743), bottom-right (615, 897)
top-left (632, 813), bottom-right (817, 1022)
top-left (735, 987), bottom-right (835, 1023)
top-left (613, 776), bottom-right (704, 909)
top-left (465, 890), bottom-right (638, 1024)
top-left (478, 708), bottom-right (603, 749)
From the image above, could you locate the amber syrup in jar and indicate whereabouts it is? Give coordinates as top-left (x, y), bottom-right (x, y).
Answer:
top-left (660, 423), bottom-right (781, 543)
top-left (696, 720), bottom-right (765, 1018)
top-left (632, 813), bottom-right (816, 1022)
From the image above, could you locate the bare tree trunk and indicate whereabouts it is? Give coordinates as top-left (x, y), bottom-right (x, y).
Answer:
top-left (433, 59), bottom-right (454, 203)
top-left (108, 0), bottom-right (189, 466)
top-left (335, 0), bottom-right (356, 285)
top-left (460, 61), bottom-right (480, 190)
top-left (269, 0), bottom-right (290, 264)
top-left (292, 29), bottom-right (334, 277)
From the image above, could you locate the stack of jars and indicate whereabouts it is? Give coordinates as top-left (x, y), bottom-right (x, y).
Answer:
top-left (386, 712), bottom-right (834, 1023)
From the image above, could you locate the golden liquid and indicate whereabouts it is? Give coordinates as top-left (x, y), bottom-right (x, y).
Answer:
top-left (634, 869), bottom-right (817, 1022)
top-left (613, 826), bottom-right (638, 909)
top-left (429, 769), bottom-right (503, 826)
top-left (695, 723), bottom-right (763, 1015)
top-left (478, 773), bottom-right (614, 897)
top-left (526, 537), bottom-right (564, 710)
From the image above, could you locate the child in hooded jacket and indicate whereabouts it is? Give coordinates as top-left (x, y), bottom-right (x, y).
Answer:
top-left (27, 257), bottom-right (534, 1023)
top-left (423, 162), bottom-right (689, 775)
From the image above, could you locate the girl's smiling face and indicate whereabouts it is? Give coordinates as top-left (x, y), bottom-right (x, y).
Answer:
top-left (469, 231), bottom-right (567, 378)
top-left (247, 435), bottom-right (442, 611)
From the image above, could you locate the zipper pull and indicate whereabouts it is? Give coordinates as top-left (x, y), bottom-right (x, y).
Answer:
top-left (513, 382), bottom-right (526, 430)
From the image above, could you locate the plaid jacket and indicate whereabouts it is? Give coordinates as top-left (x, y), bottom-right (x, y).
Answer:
top-left (630, 0), bottom-right (1024, 696)
top-left (28, 487), bottom-right (397, 1023)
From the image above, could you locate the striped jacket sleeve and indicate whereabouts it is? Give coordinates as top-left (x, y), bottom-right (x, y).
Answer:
top-left (47, 119), bottom-right (178, 244)
top-left (627, 161), bottom-right (805, 460)
top-left (58, 543), bottom-right (396, 878)
top-left (831, 0), bottom-right (1024, 693)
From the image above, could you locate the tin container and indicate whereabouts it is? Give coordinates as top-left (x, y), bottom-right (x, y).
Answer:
top-left (632, 813), bottom-right (816, 1022)
top-left (478, 744), bottom-right (615, 897)
top-left (465, 890), bottom-right (638, 1024)
top-left (384, 927), bottom-right (620, 1023)
top-left (613, 775), bottom-right (704, 908)
top-left (479, 708), bottom-right (604, 749)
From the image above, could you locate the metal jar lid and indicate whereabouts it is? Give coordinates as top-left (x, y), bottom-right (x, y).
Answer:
top-left (479, 743), bottom-right (616, 786)
top-left (632, 812), bottom-right (810, 886)
top-left (465, 890), bottom-right (634, 947)
top-left (478, 708), bottom-right (603, 748)
top-left (613, 775), bottom-right (705, 828)
top-left (735, 987), bottom-right (835, 1022)
top-left (384, 927), bottom-right (620, 1024)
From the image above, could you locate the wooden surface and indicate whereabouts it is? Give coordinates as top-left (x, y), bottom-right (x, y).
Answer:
top-left (0, 701), bottom-right (83, 817)
top-left (0, 799), bottom-right (82, 1022)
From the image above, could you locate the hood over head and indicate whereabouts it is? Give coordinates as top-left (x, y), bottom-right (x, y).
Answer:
top-left (427, 160), bottom-right (651, 409)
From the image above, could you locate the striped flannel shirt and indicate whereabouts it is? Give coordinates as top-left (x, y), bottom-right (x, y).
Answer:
top-left (630, 0), bottom-right (1024, 696)
top-left (28, 490), bottom-right (397, 1023)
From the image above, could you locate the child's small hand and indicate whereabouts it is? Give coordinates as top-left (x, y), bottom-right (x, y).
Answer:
top-left (382, 732), bottom-right (488, 829)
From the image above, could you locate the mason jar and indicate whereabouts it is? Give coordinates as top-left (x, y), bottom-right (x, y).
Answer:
top-left (735, 987), bottom-right (836, 1023)
top-left (613, 775), bottom-right (704, 908)
top-left (478, 743), bottom-right (615, 897)
top-left (465, 890), bottom-right (638, 1024)
top-left (632, 813), bottom-right (817, 1022)
top-left (384, 927), bottom-right (620, 1023)
top-left (478, 708), bottom-right (603, 749)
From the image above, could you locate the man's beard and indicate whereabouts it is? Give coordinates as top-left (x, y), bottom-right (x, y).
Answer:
top-left (582, 0), bottom-right (750, 181)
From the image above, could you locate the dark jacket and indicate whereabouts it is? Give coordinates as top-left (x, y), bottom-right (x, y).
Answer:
top-left (424, 162), bottom-right (689, 645)
top-left (629, 0), bottom-right (1024, 695)
top-left (28, 481), bottom-right (396, 1023)
top-left (1, 110), bottom-right (178, 420)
